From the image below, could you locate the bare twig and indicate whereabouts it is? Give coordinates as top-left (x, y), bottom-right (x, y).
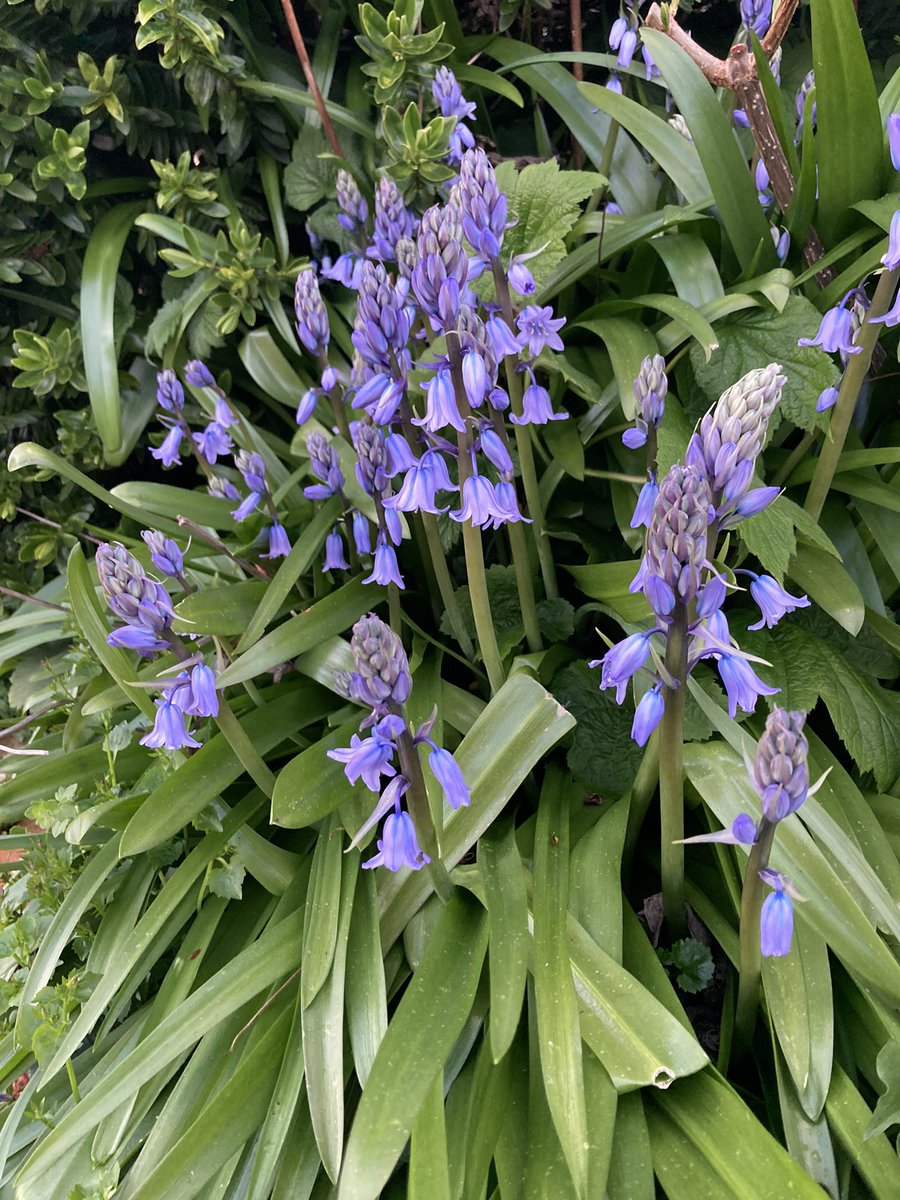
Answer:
top-left (570, 0), bottom-right (584, 168)
top-left (280, 0), bottom-right (344, 159)
top-left (175, 517), bottom-right (270, 581)
top-left (0, 702), bottom-right (69, 741)
top-left (0, 586), bottom-right (67, 613)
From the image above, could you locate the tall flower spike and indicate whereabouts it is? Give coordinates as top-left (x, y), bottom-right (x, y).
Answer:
top-left (752, 707), bottom-right (809, 823)
top-left (432, 66), bottom-right (476, 164)
top-left (336, 169), bottom-right (368, 234)
top-left (457, 147), bottom-right (508, 262)
top-left (353, 260), bottom-right (411, 371)
top-left (411, 204), bottom-right (469, 331)
top-left (370, 176), bottom-right (416, 261)
top-left (623, 354), bottom-right (667, 449)
top-left (350, 613), bottom-right (412, 709)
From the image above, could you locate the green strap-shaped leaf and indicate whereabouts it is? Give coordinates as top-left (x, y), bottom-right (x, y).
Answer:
top-left (120, 682), bottom-right (327, 856)
top-left (810, 0), bottom-right (883, 244)
top-left (14, 907), bottom-right (304, 1190)
top-left (408, 1073), bottom-right (451, 1200)
top-left (80, 201), bottom-right (144, 463)
top-left (338, 891), bottom-right (489, 1200)
top-left (110, 481), bottom-right (236, 530)
top-left (532, 768), bottom-right (589, 1198)
top-left (642, 29), bottom-right (775, 274)
top-left (301, 818), bottom-right (344, 1010)
top-left (345, 866), bottom-right (388, 1087)
top-left (647, 1069), bottom-right (826, 1198)
top-left (478, 819), bottom-right (529, 1064)
top-left (216, 576), bottom-right (382, 688)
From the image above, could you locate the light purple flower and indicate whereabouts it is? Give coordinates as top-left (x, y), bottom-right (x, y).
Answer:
top-left (262, 522), bottom-right (291, 559)
top-left (413, 369), bottom-right (465, 433)
top-left (509, 381), bottom-right (567, 425)
top-left (888, 113), bottom-right (900, 171)
top-left (428, 746), bottom-right (470, 809)
top-left (352, 511), bottom-right (372, 557)
top-left (478, 426), bottom-right (513, 475)
top-left (185, 663), bottom-right (219, 717)
top-left (107, 625), bottom-right (169, 656)
top-left (816, 386), bottom-right (839, 412)
top-left (323, 528), bottom-right (350, 572)
top-left (450, 473), bottom-right (505, 528)
top-left (882, 209), bottom-right (900, 270)
top-left (630, 475), bottom-right (658, 529)
top-left (617, 29), bottom-right (638, 70)
top-left (717, 653), bottom-right (779, 718)
top-left (296, 388), bottom-right (318, 426)
top-left (140, 698), bottom-right (200, 751)
top-left (385, 451), bottom-right (455, 515)
top-left (486, 314), bottom-right (521, 359)
top-left (184, 359), bottom-right (216, 390)
top-left (329, 731), bottom-right (396, 792)
top-left (760, 870), bottom-right (793, 957)
top-left (746, 573), bottom-right (810, 630)
top-left (515, 305), bottom-right (566, 357)
top-left (798, 298), bottom-right (862, 355)
top-left (363, 535), bottom-right (405, 588)
top-left (631, 685), bottom-right (664, 746)
top-left (590, 630), bottom-right (653, 705)
top-left (193, 422), bottom-right (233, 465)
top-left (151, 424), bottom-right (184, 468)
top-left (362, 810), bottom-right (430, 872)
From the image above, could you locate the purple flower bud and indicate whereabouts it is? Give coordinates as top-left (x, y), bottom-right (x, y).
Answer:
top-left (336, 169), bottom-right (368, 232)
top-left (450, 472), bottom-right (507, 528)
top-left (795, 70), bottom-right (816, 139)
top-left (263, 522), bottom-right (291, 559)
top-left (235, 450), bottom-right (267, 494)
top-left (184, 359), bottom-right (216, 390)
top-left (631, 685), bottom-right (664, 746)
top-left (816, 386), bottom-right (839, 412)
top-left (323, 528), bottom-right (349, 572)
top-left (479, 425), bottom-right (514, 475)
top-left (183, 663), bottom-right (218, 717)
top-left (411, 204), bottom-right (469, 328)
top-left (515, 305), bottom-right (566, 358)
top-left (633, 354), bottom-right (667, 428)
top-left (507, 260), bottom-right (536, 295)
top-left (370, 175), bottom-right (416, 261)
top-left (741, 0), bottom-right (773, 38)
top-left (882, 209), bottom-right (900, 270)
top-left (294, 269), bottom-right (330, 354)
top-left (151, 424), bottom-right (184, 468)
top-left (644, 463), bottom-right (711, 609)
top-left (140, 698), bottom-right (200, 751)
top-left (617, 29), bottom-right (638, 70)
top-left (462, 350), bottom-right (488, 408)
top-left (156, 369), bottom-right (184, 413)
top-left (734, 108), bottom-right (750, 128)
top-left (305, 433), bottom-right (344, 499)
top-left (141, 531), bottom-right (183, 579)
top-left (457, 148), bottom-right (507, 260)
top-left (622, 425), bottom-right (648, 450)
top-left (352, 511), bottom-right (372, 557)
top-left (107, 625), bottom-right (169, 656)
top-left (760, 876), bottom-right (793, 957)
top-left (722, 485), bottom-right (780, 527)
top-left (296, 389), bottom-right (318, 426)
top-left (328, 731), bottom-right (397, 791)
top-left (606, 73), bottom-right (623, 95)
top-left (209, 476), bottom-right (240, 502)
top-left (643, 45), bottom-right (659, 80)
top-left (363, 810), bottom-right (430, 872)
top-left (428, 745), bottom-right (470, 809)
top-left (486, 314), bottom-right (522, 359)
top-left (349, 613), bottom-right (412, 708)
top-left (433, 68), bottom-right (477, 165)
top-left (609, 16), bottom-right (627, 49)
top-left (732, 813), bottom-right (759, 844)
top-left (752, 707), bottom-right (809, 821)
top-left (232, 491), bottom-right (262, 522)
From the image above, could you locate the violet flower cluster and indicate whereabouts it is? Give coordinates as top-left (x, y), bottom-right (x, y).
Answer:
top-left (295, 138), bottom-right (570, 562)
top-left (328, 615), bottom-right (469, 872)
top-left (594, 363), bottom-right (810, 744)
top-left (607, 3), bottom-right (658, 94)
top-left (623, 354), bottom-right (667, 529)
top-left (97, 539), bottom-right (219, 751)
top-left (685, 707), bottom-right (819, 956)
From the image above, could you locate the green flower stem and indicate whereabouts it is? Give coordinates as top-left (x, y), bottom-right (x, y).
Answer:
top-left (622, 732), bottom-right (662, 867)
top-left (733, 819), bottom-right (777, 1061)
top-left (447, 340), bottom-right (505, 695)
top-left (394, 719), bottom-right (454, 903)
top-left (660, 602), bottom-right (689, 937)
top-left (318, 350), bottom-right (354, 446)
top-left (485, 410), bottom-right (542, 652)
top-left (214, 696), bottom-right (277, 798)
top-left (491, 262), bottom-right (560, 600)
top-left (372, 492), bottom-right (404, 636)
top-left (804, 266), bottom-right (899, 522)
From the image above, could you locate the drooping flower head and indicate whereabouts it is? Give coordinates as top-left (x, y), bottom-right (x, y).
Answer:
top-left (349, 613), bottom-right (412, 709)
top-left (457, 147), bottom-right (508, 262)
top-left (411, 203), bottom-right (470, 331)
top-left (751, 707), bottom-right (809, 823)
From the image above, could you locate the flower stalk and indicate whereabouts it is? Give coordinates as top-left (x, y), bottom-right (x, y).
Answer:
top-left (659, 602), bottom-right (689, 936)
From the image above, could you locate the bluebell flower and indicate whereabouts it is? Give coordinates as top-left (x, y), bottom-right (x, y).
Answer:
top-left (352, 511), bottom-right (372, 557)
top-left (348, 615), bottom-right (412, 708)
top-left (193, 422), bottom-right (233, 465)
top-left (328, 731), bottom-right (397, 791)
top-left (507, 259), bottom-right (536, 295)
top-left (457, 147), bottom-right (508, 262)
top-left (140, 698), bottom-right (200, 751)
top-left (414, 368), bottom-right (465, 433)
top-left (263, 522), bottom-right (291, 559)
top-left (491, 479), bottom-right (530, 527)
top-left (609, 16), bottom-right (628, 49)
top-left (151, 424), bottom-right (184, 468)
top-left (184, 359), bottom-right (216, 390)
top-left (890, 113), bottom-right (900, 171)
top-left (717, 653), bottom-right (779, 718)
top-left (722, 485), bottom-right (781, 528)
top-left (630, 474), bottom-right (658, 529)
top-left (882, 210), bottom-right (900, 271)
top-left (141, 531), bottom-right (184, 579)
top-left (515, 305), bottom-right (566, 358)
top-left (322, 252), bottom-right (364, 290)
top-left (642, 45), bottom-right (659, 80)
top-left (362, 810), bottom-right (431, 871)
top-left (369, 175), bottom-right (416, 261)
top-left (363, 534), bottom-right (405, 588)
top-left (759, 871), bottom-right (793, 957)
top-left (752, 707), bottom-right (809, 822)
top-left (798, 294), bottom-right (862, 355)
top-left (734, 108), bottom-right (750, 128)
top-left (323, 528), bottom-right (350, 572)
top-left (606, 73), bottom-right (623, 95)
top-left (411, 204), bottom-right (470, 332)
top-left (107, 625), bottom-right (169, 655)
top-left (156, 369), bottom-right (184, 413)
top-left (816, 386), bottom-right (839, 412)
top-left (744, 572), bottom-right (810, 630)
top-left (741, 0), bottom-right (772, 38)
top-left (236, 450), bottom-right (267, 494)
top-left (510, 378), bottom-right (567, 425)
top-left (486, 313), bottom-right (522, 359)
top-left (232, 491), bottom-right (262, 522)
top-left (208, 476), bottom-right (240, 502)
top-left (427, 745), bottom-right (470, 809)
top-left (385, 451), bottom-right (456, 515)
top-left (451, 472), bottom-right (507, 528)
top-left (185, 663), bottom-right (219, 717)
top-left (772, 226), bottom-right (790, 264)
top-left (590, 630), bottom-right (654, 705)
top-left (632, 684), bottom-right (664, 746)
top-left (462, 350), bottom-right (488, 408)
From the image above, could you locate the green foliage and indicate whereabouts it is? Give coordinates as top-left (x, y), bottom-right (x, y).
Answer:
top-left (356, 0), bottom-right (452, 105)
top-left (657, 938), bottom-right (716, 994)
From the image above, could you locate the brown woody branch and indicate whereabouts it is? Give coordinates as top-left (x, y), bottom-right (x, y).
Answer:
top-left (280, 0), bottom-right (345, 159)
